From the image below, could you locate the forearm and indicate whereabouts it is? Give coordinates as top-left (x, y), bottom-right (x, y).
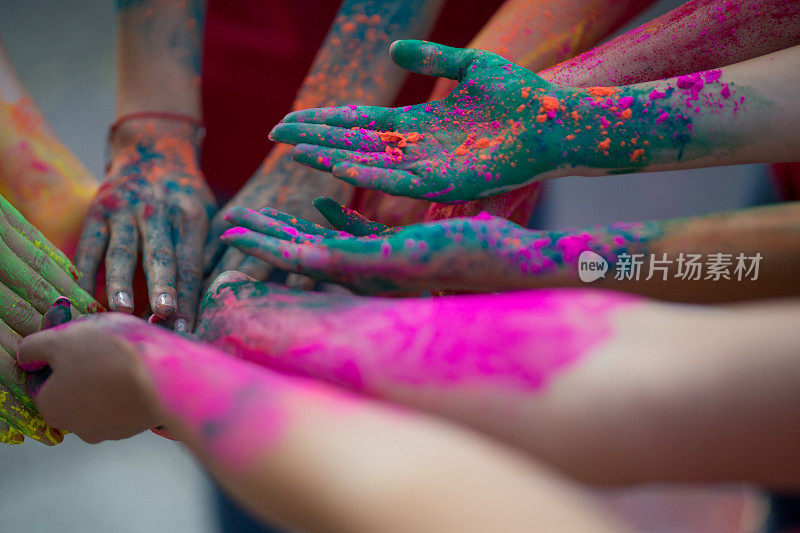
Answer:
top-left (542, 0), bottom-right (800, 87)
top-left (0, 39), bottom-right (96, 254)
top-left (238, 0), bottom-right (445, 215)
top-left (115, 319), bottom-right (616, 532)
top-left (198, 281), bottom-right (800, 488)
top-left (428, 0), bottom-right (653, 100)
top-left (478, 202), bottom-right (800, 302)
top-left (536, 46), bottom-right (800, 181)
top-left (116, 0), bottom-right (205, 117)
top-left (424, 0), bottom-right (800, 221)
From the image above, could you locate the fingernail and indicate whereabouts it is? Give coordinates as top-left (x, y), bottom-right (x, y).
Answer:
top-left (154, 293), bottom-right (176, 314)
top-left (68, 265), bottom-right (82, 280)
top-left (172, 318), bottom-right (188, 332)
top-left (54, 297), bottom-right (72, 307)
top-left (42, 299), bottom-right (73, 330)
top-left (112, 291), bottom-right (133, 311)
top-left (147, 314), bottom-right (170, 328)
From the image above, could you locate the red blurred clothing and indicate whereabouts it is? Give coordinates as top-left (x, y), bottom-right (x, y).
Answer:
top-left (200, 0), bottom-right (505, 201)
top-left (773, 163), bottom-right (800, 201)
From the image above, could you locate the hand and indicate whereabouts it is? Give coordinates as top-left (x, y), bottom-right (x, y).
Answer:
top-left (0, 298), bottom-right (76, 446)
top-left (17, 311), bottom-right (160, 444)
top-left (220, 196), bottom-right (654, 294)
top-left (0, 193), bottom-right (102, 350)
top-left (203, 145), bottom-right (351, 290)
top-left (270, 40), bottom-right (692, 202)
top-left (76, 120), bottom-right (215, 331)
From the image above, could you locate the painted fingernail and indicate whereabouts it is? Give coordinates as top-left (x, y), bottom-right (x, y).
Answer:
top-left (154, 293), bottom-right (176, 315)
top-left (147, 314), bottom-right (170, 329)
top-left (42, 299), bottom-right (73, 330)
top-left (112, 291), bottom-right (133, 311)
top-left (68, 265), bottom-right (82, 280)
top-left (172, 318), bottom-right (188, 332)
top-left (53, 297), bottom-right (72, 307)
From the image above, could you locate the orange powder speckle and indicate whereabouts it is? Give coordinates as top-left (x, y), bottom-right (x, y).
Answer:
top-left (597, 138), bottom-right (611, 152)
top-left (565, 134), bottom-right (576, 141)
top-left (621, 108), bottom-right (632, 120)
top-left (521, 87), bottom-right (531, 99)
top-left (341, 21), bottom-right (356, 33)
top-left (630, 149), bottom-right (645, 162)
top-left (536, 114), bottom-right (547, 123)
top-left (587, 86), bottom-right (620, 98)
top-left (540, 96), bottom-right (559, 111)
top-left (516, 104), bottom-right (526, 112)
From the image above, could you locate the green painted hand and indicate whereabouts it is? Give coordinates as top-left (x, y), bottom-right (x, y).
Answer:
top-left (220, 197), bottom-right (657, 294)
top-left (0, 193), bottom-right (102, 348)
top-left (0, 298), bottom-right (71, 446)
top-left (270, 40), bottom-right (693, 202)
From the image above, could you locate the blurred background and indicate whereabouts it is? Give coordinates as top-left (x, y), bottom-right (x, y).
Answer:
top-left (0, 0), bottom-right (774, 532)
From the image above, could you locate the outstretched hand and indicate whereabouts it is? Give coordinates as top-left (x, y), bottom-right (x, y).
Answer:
top-left (220, 197), bottom-right (653, 294)
top-left (270, 40), bottom-right (691, 202)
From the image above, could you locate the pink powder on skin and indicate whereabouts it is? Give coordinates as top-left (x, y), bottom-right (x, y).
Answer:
top-left (222, 227), bottom-right (250, 238)
top-left (199, 286), bottom-right (638, 395)
top-left (98, 319), bottom-right (293, 470)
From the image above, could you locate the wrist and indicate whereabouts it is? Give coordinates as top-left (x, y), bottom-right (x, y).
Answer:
top-left (108, 114), bottom-right (204, 159)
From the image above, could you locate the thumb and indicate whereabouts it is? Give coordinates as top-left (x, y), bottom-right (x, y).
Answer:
top-left (389, 40), bottom-right (477, 81)
top-left (313, 196), bottom-right (391, 236)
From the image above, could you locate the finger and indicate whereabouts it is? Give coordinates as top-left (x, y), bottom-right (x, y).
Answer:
top-left (0, 212), bottom-right (100, 313)
top-left (75, 216), bottom-right (109, 294)
top-left (389, 40), bottom-right (478, 81)
top-left (105, 215), bottom-right (139, 313)
top-left (172, 208), bottom-right (207, 332)
top-left (0, 318), bottom-right (23, 371)
top-left (0, 282), bottom-right (43, 337)
top-left (285, 273), bottom-right (316, 290)
top-left (0, 195), bottom-right (82, 280)
top-left (203, 213), bottom-right (231, 276)
top-left (292, 144), bottom-right (401, 175)
top-left (269, 123), bottom-right (386, 151)
top-left (237, 256), bottom-right (273, 281)
top-left (138, 205), bottom-right (177, 317)
top-left (313, 196), bottom-right (392, 236)
top-left (224, 207), bottom-right (335, 243)
top-left (0, 237), bottom-right (63, 315)
top-left (220, 228), bottom-right (335, 282)
top-left (279, 105), bottom-right (394, 129)
top-left (205, 241), bottom-right (276, 286)
top-left (0, 342), bottom-right (34, 408)
top-left (0, 382), bottom-right (63, 445)
top-left (330, 162), bottom-right (438, 200)
top-left (0, 418), bottom-right (24, 444)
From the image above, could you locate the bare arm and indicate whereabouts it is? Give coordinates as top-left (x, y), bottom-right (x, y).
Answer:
top-left (203, 0), bottom-right (446, 286)
top-left (0, 37), bottom-right (97, 255)
top-left (220, 199), bottom-right (800, 302)
top-left (76, 0), bottom-right (213, 330)
top-left (196, 278), bottom-right (800, 489)
top-left (18, 309), bottom-right (624, 532)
